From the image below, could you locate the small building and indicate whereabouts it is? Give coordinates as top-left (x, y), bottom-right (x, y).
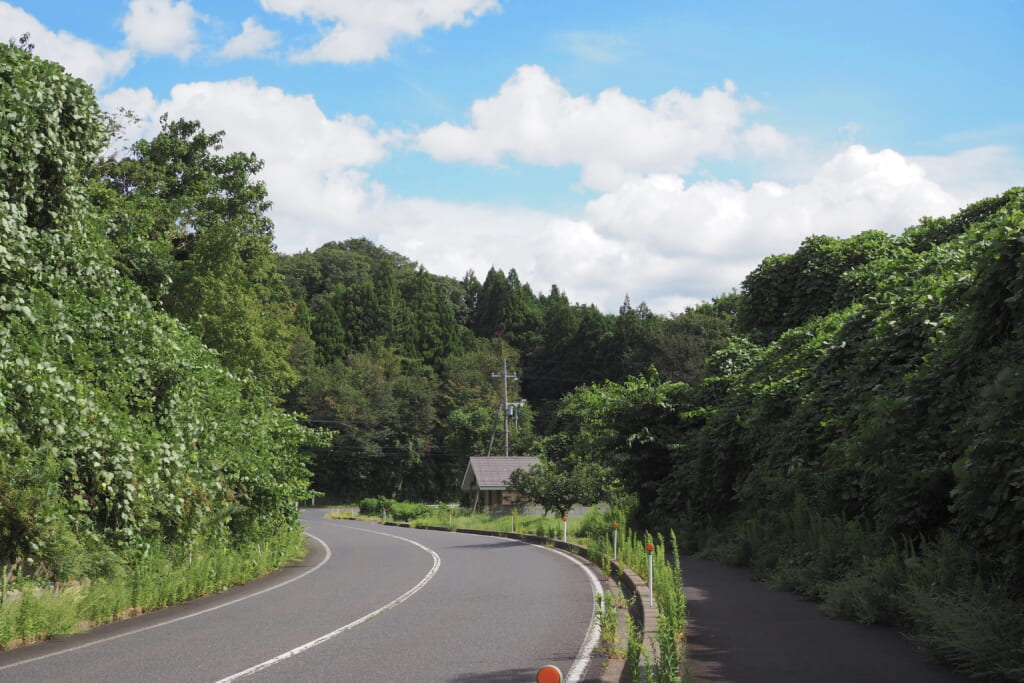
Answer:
top-left (460, 456), bottom-right (540, 513)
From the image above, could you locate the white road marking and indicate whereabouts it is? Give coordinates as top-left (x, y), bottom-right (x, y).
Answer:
top-left (0, 532), bottom-right (332, 673)
top-left (214, 526), bottom-right (442, 682)
top-left (534, 544), bottom-right (604, 683)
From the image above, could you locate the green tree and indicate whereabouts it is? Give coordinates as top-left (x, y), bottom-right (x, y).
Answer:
top-left (737, 231), bottom-right (895, 343)
top-left (97, 116), bottom-right (299, 395)
top-left (639, 298), bottom-right (735, 384)
top-left (292, 344), bottom-right (441, 500)
top-left (507, 461), bottom-right (607, 517)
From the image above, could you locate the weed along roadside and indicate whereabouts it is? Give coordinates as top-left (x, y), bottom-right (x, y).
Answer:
top-left (330, 506), bottom-right (686, 683)
top-left (0, 531), bottom-right (306, 651)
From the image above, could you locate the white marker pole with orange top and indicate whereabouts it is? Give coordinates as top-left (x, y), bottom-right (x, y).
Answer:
top-left (646, 542), bottom-right (655, 606)
top-left (536, 664), bottom-right (562, 683)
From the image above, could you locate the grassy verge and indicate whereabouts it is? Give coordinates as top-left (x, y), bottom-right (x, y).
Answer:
top-left (0, 529), bottom-right (305, 650)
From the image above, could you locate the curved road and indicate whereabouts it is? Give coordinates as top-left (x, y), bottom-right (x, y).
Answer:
top-left (0, 511), bottom-right (602, 682)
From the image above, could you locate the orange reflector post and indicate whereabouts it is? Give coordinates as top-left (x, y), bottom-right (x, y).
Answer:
top-left (536, 664), bottom-right (563, 683)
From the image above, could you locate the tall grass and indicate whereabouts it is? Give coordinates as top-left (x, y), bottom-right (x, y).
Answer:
top-left (0, 530), bottom-right (304, 650)
top-left (596, 589), bottom-right (623, 657)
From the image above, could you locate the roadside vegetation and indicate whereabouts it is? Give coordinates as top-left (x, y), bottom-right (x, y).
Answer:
top-left (0, 530), bottom-right (303, 648)
top-left (1, 41), bottom-right (314, 649)
top-left (532, 192), bottom-right (1024, 680)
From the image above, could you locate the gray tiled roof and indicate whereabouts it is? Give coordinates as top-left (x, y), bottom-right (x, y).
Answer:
top-left (460, 456), bottom-right (540, 491)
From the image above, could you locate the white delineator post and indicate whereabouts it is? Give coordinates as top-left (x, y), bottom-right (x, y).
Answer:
top-left (562, 516), bottom-right (568, 542)
top-left (613, 523), bottom-right (619, 562)
top-left (382, 507), bottom-right (388, 525)
top-left (646, 543), bottom-right (655, 607)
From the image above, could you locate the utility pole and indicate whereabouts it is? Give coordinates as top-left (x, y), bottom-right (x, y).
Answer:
top-left (491, 358), bottom-right (518, 457)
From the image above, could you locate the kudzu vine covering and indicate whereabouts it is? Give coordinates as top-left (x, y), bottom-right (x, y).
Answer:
top-left (1, 42), bottom-right (312, 580)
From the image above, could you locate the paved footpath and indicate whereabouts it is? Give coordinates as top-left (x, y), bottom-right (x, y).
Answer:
top-left (678, 555), bottom-right (974, 683)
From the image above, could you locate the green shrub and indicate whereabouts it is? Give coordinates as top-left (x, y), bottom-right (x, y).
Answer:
top-left (358, 497), bottom-right (397, 516)
top-left (388, 502), bottom-right (430, 521)
top-left (905, 585), bottom-right (1024, 680)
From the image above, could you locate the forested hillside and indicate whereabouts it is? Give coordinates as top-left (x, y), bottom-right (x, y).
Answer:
top-left (274, 242), bottom-right (734, 501)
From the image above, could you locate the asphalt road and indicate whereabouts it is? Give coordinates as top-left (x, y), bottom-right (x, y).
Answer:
top-left (0, 511), bottom-right (602, 682)
top-left (679, 554), bottom-right (975, 683)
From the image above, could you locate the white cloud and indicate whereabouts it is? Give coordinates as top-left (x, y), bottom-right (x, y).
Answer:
top-left (259, 0), bottom-right (500, 63)
top-left (354, 146), bottom-right (980, 314)
top-left (219, 18), bottom-right (278, 59)
top-left (101, 79), bottom-right (393, 251)
top-left (102, 79), bottom-right (389, 167)
top-left (0, 2), bottom-right (133, 89)
top-left (415, 66), bottom-right (789, 191)
top-left (911, 146), bottom-right (1024, 207)
top-left (743, 123), bottom-right (790, 157)
top-left (580, 145), bottom-right (965, 306)
top-left (98, 73), bottom-right (1011, 315)
top-left (121, 0), bottom-right (202, 60)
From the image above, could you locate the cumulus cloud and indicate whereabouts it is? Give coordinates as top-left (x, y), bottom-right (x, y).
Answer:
top-left (415, 66), bottom-right (789, 191)
top-left (101, 78), bottom-right (394, 251)
top-left (579, 144), bottom-right (966, 307)
top-left (97, 71), bottom-right (1007, 314)
top-left (0, 2), bottom-right (133, 89)
top-left (911, 146), bottom-right (1024, 206)
top-left (367, 195), bottom-right (754, 313)
top-left (121, 0), bottom-right (202, 60)
top-left (259, 0), bottom-right (500, 63)
top-left (337, 145), bottom-right (975, 314)
top-left (219, 18), bottom-right (278, 59)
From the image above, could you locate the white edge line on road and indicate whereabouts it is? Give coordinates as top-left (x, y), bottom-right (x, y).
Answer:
top-left (214, 526), bottom-right (442, 682)
top-left (0, 532), bottom-right (333, 673)
top-left (534, 544), bottom-right (603, 683)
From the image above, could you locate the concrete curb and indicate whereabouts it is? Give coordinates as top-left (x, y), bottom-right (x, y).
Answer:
top-left (381, 521), bottom-right (659, 682)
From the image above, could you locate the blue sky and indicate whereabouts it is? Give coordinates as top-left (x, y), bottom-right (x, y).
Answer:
top-left (6, 1), bottom-right (1023, 312)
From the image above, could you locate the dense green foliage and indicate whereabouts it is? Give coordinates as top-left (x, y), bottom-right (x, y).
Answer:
top-left (1, 43), bottom-right (311, 592)
top-left (95, 115), bottom-right (302, 396)
top-left (276, 239), bottom-right (735, 503)
top-left (548, 190), bottom-right (1024, 679)
top-left (506, 459), bottom-right (610, 517)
